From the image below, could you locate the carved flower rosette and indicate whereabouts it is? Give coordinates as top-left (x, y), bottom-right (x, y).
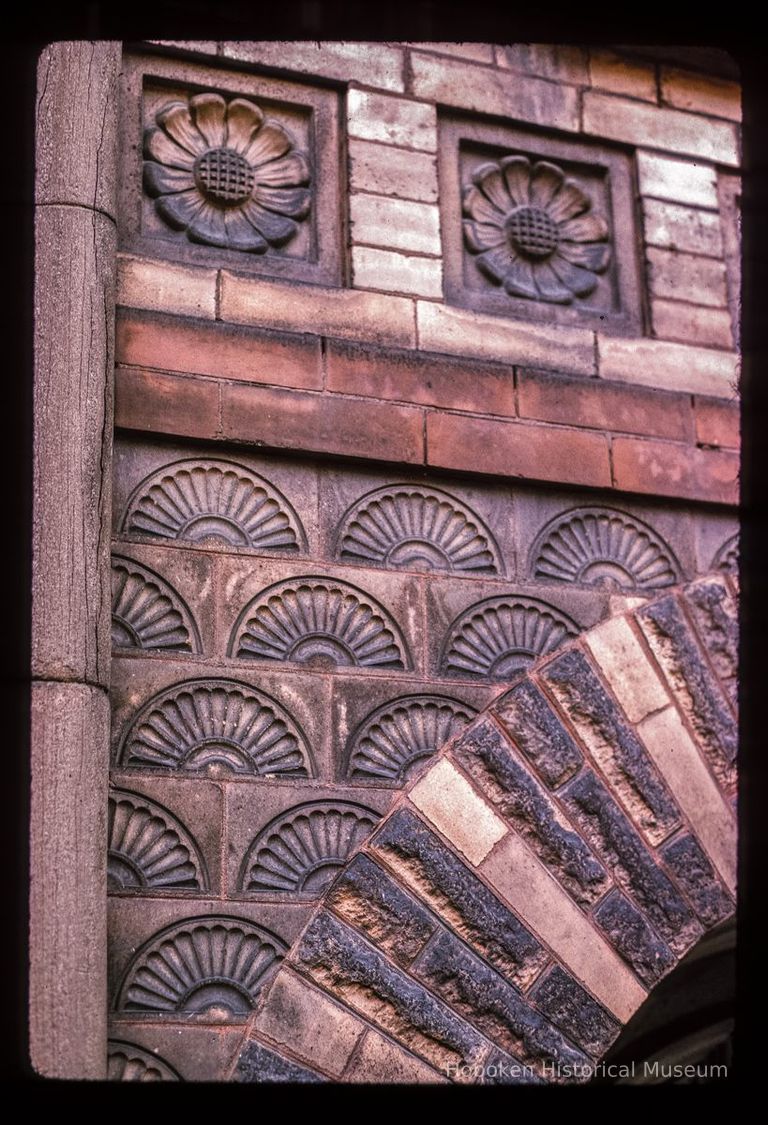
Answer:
top-left (462, 155), bottom-right (611, 305)
top-left (143, 92), bottom-right (311, 253)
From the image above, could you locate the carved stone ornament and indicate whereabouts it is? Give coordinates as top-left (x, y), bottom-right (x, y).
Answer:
top-left (462, 155), bottom-right (611, 304)
top-left (107, 1041), bottom-right (180, 1081)
top-left (441, 595), bottom-right (579, 678)
top-left (346, 694), bottom-right (477, 782)
top-left (143, 92), bottom-right (311, 253)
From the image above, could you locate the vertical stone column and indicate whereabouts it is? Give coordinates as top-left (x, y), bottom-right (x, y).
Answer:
top-left (30, 41), bottom-right (120, 1079)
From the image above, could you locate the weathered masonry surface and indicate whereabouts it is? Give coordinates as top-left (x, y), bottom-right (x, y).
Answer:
top-left (30, 40), bottom-right (740, 1082)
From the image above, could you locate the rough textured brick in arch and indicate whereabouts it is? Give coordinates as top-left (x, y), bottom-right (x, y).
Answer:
top-left (228, 573), bottom-right (737, 1084)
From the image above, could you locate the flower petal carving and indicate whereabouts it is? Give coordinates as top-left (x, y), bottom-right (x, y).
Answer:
top-left (239, 802), bottom-right (380, 895)
top-left (441, 595), bottom-right (579, 679)
top-left (230, 577), bottom-right (411, 670)
top-left (334, 484), bottom-right (503, 575)
top-left (116, 679), bottom-right (312, 777)
top-left (111, 556), bottom-right (201, 654)
top-left (530, 508), bottom-right (680, 590)
top-left (121, 458), bottom-right (306, 552)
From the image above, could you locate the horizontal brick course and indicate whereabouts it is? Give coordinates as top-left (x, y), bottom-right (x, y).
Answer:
top-left (660, 68), bottom-right (741, 122)
top-left (220, 381), bottom-right (425, 464)
top-left (348, 89), bottom-right (437, 152)
top-left (643, 199), bottom-right (724, 257)
top-left (349, 138), bottom-right (439, 203)
top-left (350, 194), bottom-right (442, 256)
top-left (115, 366), bottom-right (220, 439)
top-left (409, 42), bottom-right (495, 64)
top-left (326, 339), bottom-right (515, 415)
top-left (409, 51), bottom-right (580, 132)
top-left (116, 310), bottom-right (322, 390)
top-left (694, 397), bottom-right (740, 449)
top-left (611, 437), bottom-right (739, 505)
top-left (597, 335), bottom-right (739, 398)
top-left (427, 413), bottom-right (612, 489)
top-left (582, 92), bottom-right (739, 165)
top-left (352, 245), bottom-right (443, 299)
top-left (588, 49), bottom-right (657, 102)
top-left (651, 300), bottom-right (733, 350)
top-left (636, 152), bottom-right (719, 208)
top-left (219, 40), bottom-right (406, 91)
top-left (117, 256), bottom-right (217, 319)
top-left (219, 272), bottom-right (416, 349)
top-left (517, 368), bottom-right (694, 442)
top-left (418, 301), bottom-right (595, 375)
top-left (646, 248), bottom-right (729, 308)
top-left (496, 43), bottom-right (589, 85)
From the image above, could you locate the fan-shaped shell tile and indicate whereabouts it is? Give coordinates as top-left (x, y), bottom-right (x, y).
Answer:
top-left (116, 917), bottom-right (287, 1016)
top-left (108, 789), bottom-right (207, 891)
top-left (441, 595), bottom-right (579, 679)
top-left (530, 507), bottom-right (679, 590)
top-left (713, 534), bottom-right (738, 574)
top-left (335, 484), bottom-right (502, 575)
top-left (121, 458), bottom-right (306, 552)
top-left (116, 679), bottom-right (312, 777)
top-left (111, 556), bottom-right (201, 653)
top-left (230, 577), bottom-right (410, 670)
top-left (346, 694), bottom-right (477, 781)
top-left (239, 801), bottom-right (380, 895)
top-left (107, 1041), bottom-right (180, 1081)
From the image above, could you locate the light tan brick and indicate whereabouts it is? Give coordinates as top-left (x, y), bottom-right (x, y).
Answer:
top-left (410, 52), bottom-right (579, 132)
top-left (352, 246), bottom-right (442, 298)
top-left (643, 199), bottom-right (724, 257)
top-left (637, 152), bottom-right (719, 208)
top-left (597, 334), bottom-right (739, 398)
top-left (349, 138), bottom-right (438, 202)
top-left (589, 49), bottom-right (657, 101)
top-left (651, 300), bottom-right (733, 350)
top-left (117, 255), bottom-right (217, 319)
top-left (584, 617), bottom-right (671, 724)
top-left (660, 68), bottom-right (741, 122)
top-left (220, 41), bottom-right (405, 91)
top-left (219, 272), bottom-right (415, 348)
top-left (409, 42), bottom-right (495, 64)
top-left (343, 1028), bottom-right (448, 1084)
top-left (350, 193), bottom-right (442, 255)
top-left (480, 833), bottom-right (646, 1022)
top-left (408, 758), bottom-right (507, 866)
top-left (252, 968), bottom-right (366, 1078)
top-left (583, 92), bottom-right (739, 166)
top-left (497, 43), bottom-right (589, 85)
top-left (417, 301), bottom-right (595, 375)
top-left (348, 89), bottom-right (437, 151)
top-left (647, 248), bottom-right (729, 308)
top-left (637, 707), bottom-right (737, 893)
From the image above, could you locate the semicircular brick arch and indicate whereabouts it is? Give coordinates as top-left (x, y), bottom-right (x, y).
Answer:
top-left (228, 572), bottom-right (737, 1085)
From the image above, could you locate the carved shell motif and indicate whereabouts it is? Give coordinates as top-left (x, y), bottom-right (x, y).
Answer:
top-left (239, 801), bottom-right (380, 894)
top-left (346, 695), bottom-right (477, 781)
top-left (121, 459), bottom-right (305, 551)
top-left (335, 485), bottom-right (502, 575)
top-left (117, 917), bottom-right (286, 1016)
top-left (230, 578), bottom-right (410, 670)
top-left (107, 1042), bottom-right (180, 1081)
top-left (108, 790), bottom-right (207, 891)
top-left (531, 508), bottom-right (679, 590)
top-left (713, 534), bottom-right (738, 575)
top-left (116, 679), bottom-right (312, 777)
top-left (442, 595), bottom-right (578, 678)
top-left (111, 556), bottom-right (201, 653)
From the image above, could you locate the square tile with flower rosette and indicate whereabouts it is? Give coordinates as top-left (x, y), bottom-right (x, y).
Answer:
top-left (119, 51), bottom-right (343, 286)
top-left (438, 116), bottom-right (643, 334)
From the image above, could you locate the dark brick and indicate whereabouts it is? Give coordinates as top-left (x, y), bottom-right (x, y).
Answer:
top-left (682, 579), bottom-right (738, 712)
top-left (594, 890), bottom-right (675, 986)
top-left (234, 1039), bottom-right (325, 1083)
top-left (452, 719), bottom-right (608, 908)
top-left (638, 595), bottom-right (737, 789)
top-left (326, 854), bottom-right (436, 967)
top-left (296, 910), bottom-right (488, 1073)
top-left (529, 965), bottom-right (620, 1058)
top-left (482, 1052), bottom-right (547, 1085)
top-left (543, 648), bottom-right (680, 842)
top-left (562, 770), bottom-right (698, 952)
top-left (661, 834), bottom-right (734, 928)
top-left (494, 680), bottom-right (583, 789)
top-left (415, 930), bottom-right (589, 1076)
top-left (371, 808), bottom-right (546, 989)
